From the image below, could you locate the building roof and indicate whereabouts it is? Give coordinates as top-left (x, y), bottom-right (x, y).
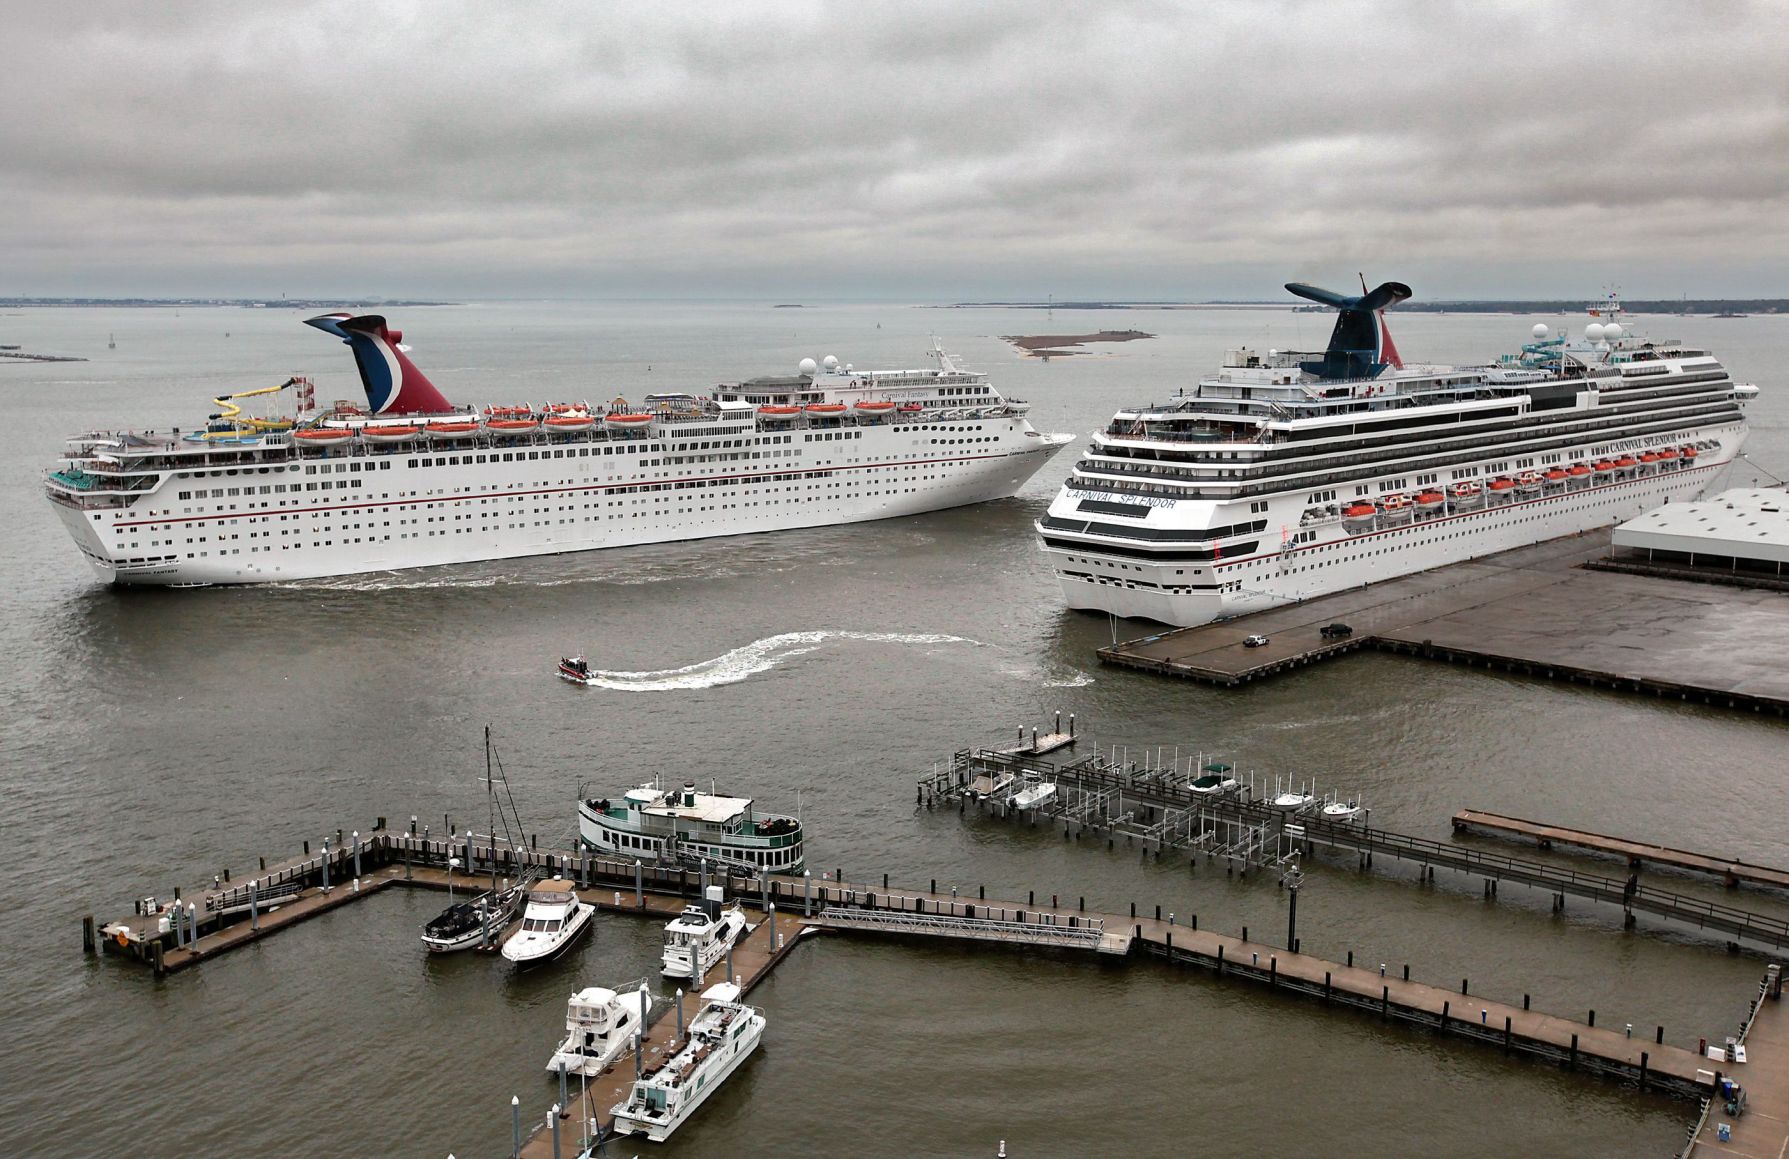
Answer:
top-left (1613, 488), bottom-right (1789, 565)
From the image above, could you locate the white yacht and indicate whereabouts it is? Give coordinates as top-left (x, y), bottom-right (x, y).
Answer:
top-left (609, 981), bottom-right (766, 1143)
top-left (500, 879), bottom-right (595, 966)
top-left (1039, 282), bottom-right (1758, 626)
top-left (45, 316), bottom-right (1072, 586)
top-left (661, 889), bottom-right (749, 981)
top-left (546, 981), bottom-right (651, 1077)
top-left (579, 780), bottom-right (803, 875)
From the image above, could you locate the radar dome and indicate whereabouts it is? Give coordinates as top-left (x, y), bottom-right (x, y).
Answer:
top-left (1532, 324), bottom-right (1550, 339)
top-left (1585, 324), bottom-right (1606, 342)
top-left (1603, 322), bottom-right (1624, 340)
top-left (844, 364), bottom-right (853, 373)
top-left (822, 355), bottom-right (839, 370)
top-left (798, 357), bottom-right (818, 376)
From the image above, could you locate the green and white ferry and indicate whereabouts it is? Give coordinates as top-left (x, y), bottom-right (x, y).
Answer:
top-left (578, 780), bottom-right (805, 874)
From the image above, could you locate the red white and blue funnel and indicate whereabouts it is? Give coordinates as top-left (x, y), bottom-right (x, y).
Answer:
top-left (305, 313), bottom-right (453, 415)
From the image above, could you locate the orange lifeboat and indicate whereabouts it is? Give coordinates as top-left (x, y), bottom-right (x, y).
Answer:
top-left (1680, 445), bottom-right (1699, 461)
top-left (425, 421), bottom-right (482, 439)
top-left (293, 428), bottom-right (353, 443)
top-left (360, 424), bottom-right (422, 442)
top-left (1544, 468), bottom-right (1569, 486)
top-left (487, 418), bottom-right (539, 432)
top-left (1658, 447), bottom-right (1680, 464)
top-left (486, 406), bottom-right (532, 419)
top-left (1487, 476), bottom-right (1517, 491)
top-left (1568, 463), bottom-right (1591, 477)
top-left (757, 405), bottom-right (800, 417)
top-left (1416, 490), bottom-right (1445, 509)
top-left (1448, 481), bottom-right (1483, 507)
top-left (544, 414), bottom-right (596, 431)
top-left (854, 400), bottom-right (896, 413)
top-left (1516, 470), bottom-right (1543, 493)
top-left (1343, 503), bottom-right (1378, 531)
top-left (1614, 455), bottom-right (1639, 472)
top-left (804, 403), bottom-right (847, 416)
top-left (1591, 460), bottom-right (1615, 476)
top-left (605, 413), bottom-right (654, 429)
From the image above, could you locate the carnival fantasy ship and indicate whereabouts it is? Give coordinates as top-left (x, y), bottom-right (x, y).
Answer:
top-left (1038, 282), bottom-right (1758, 626)
top-left (45, 315), bottom-right (1072, 585)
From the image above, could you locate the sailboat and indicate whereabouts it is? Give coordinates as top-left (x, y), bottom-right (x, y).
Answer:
top-left (421, 727), bottom-right (537, 953)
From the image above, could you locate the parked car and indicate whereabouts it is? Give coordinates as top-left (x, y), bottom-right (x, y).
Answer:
top-left (1320, 623), bottom-right (1354, 640)
top-left (1243, 634), bottom-right (1270, 648)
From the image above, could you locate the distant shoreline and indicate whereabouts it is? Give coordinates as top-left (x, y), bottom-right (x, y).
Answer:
top-left (0, 297), bottom-right (457, 309)
top-left (946, 299), bottom-right (1788, 315)
top-left (1000, 329), bottom-right (1155, 357)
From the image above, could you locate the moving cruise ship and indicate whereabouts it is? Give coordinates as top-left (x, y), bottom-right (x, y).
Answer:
top-left (1038, 281), bottom-right (1758, 626)
top-left (45, 315), bottom-right (1073, 585)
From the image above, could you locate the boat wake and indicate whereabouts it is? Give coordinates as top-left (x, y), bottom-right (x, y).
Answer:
top-left (573, 631), bottom-right (985, 692)
top-left (1042, 670), bottom-right (1095, 688)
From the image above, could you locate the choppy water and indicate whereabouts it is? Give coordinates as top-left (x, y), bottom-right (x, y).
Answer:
top-left (2, 301), bottom-right (1787, 1157)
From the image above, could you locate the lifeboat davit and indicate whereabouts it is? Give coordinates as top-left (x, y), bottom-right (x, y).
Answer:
top-left (360, 425), bottom-right (422, 442)
top-left (487, 418), bottom-right (539, 433)
top-left (1416, 490), bottom-right (1445, 510)
top-left (293, 428), bottom-right (353, 443)
top-left (854, 400), bottom-right (896, 413)
top-left (804, 403), bottom-right (847, 416)
top-left (425, 421), bottom-right (482, 439)
top-left (544, 414), bottom-right (596, 432)
top-left (1343, 503), bottom-right (1378, 531)
top-left (606, 413), bottom-right (654, 429)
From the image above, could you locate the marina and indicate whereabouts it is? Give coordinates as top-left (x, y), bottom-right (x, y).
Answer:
top-left (1097, 530), bottom-right (1789, 715)
top-left (79, 810), bottom-right (1780, 1156)
top-left (1452, 810), bottom-right (1789, 892)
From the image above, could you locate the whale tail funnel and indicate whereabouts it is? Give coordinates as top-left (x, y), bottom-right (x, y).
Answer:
top-left (304, 313), bottom-right (453, 415)
top-left (1284, 280), bottom-right (1411, 380)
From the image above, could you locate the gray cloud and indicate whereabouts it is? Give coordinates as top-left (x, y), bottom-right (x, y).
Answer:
top-left (4, 0), bottom-right (1786, 298)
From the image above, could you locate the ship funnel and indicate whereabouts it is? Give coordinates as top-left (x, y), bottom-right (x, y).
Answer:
top-left (682, 781), bottom-right (697, 808)
top-left (1284, 281), bottom-right (1411, 381)
top-left (304, 313), bottom-right (453, 415)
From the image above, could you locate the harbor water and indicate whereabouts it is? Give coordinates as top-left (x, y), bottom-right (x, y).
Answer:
top-left (3, 301), bottom-right (1788, 1156)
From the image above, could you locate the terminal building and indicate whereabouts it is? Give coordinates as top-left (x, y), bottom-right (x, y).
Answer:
top-left (1609, 487), bottom-right (1789, 582)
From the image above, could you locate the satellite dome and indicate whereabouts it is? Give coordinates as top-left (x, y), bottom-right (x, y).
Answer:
top-left (1585, 323), bottom-right (1606, 342)
top-left (1603, 322), bottom-right (1624, 340)
top-left (844, 364), bottom-right (853, 373)
top-left (798, 357), bottom-right (818, 376)
top-left (1532, 324), bottom-right (1550, 339)
top-left (822, 355), bottom-right (839, 371)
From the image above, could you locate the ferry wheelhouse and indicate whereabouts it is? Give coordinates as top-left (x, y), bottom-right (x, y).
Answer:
top-left (578, 780), bottom-right (804, 874)
top-left (1038, 281), bottom-right (1757, 626)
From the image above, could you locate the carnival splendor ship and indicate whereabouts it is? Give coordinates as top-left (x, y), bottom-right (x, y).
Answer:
top-left (45, 315), bottom-right (1072, 585)
top-left (1038, 282), bottom-right (1758, 626)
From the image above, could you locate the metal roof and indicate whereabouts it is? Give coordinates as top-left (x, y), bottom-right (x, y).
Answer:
top-left (1613, 488), bottom-right (1789, 565)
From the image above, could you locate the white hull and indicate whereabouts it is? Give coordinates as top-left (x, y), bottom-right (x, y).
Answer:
top-left (662, 909), bottom-right (747, 980)
top-left (610, 1015), bottom-right (764, 1142)
top-left (1050, 430), bottom-right (1740, 628)
top-left (546, 991), bottom-right (649, 1078)
top-left (501, 902), bottom-right (595, 966)
top-left (56, 428), bottom-right (1071, 587)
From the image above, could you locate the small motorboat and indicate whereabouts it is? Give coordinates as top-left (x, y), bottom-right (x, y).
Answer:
top-left (1011, 781), bottom-right (1058, 810)
top-left (1321, 800), bottom-right (1364, 822)
top-left (661, 890), bottom-right (749, 981)
top-left (1187, 773), bottom-right (1240, 796)
top-left (558, 656), bottom-right (594, 684)
top-left (546, 981), bottom-right (652, 1078)
top-left (610, 981), bottom-right (765, 1143)
top-left (1271, 791), bottom-right (1314, 812)
top-left (501, 879), bottom-right (595, 967)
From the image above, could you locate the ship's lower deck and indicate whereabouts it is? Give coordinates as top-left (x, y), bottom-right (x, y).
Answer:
top-left (1046, 421), bottom-right (1743, 627)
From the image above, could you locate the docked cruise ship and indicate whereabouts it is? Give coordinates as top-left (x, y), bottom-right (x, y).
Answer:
top-left (45, 314), bottom-right (1072, 585)
top-left (1038, 282), bottom-right (1758, 625)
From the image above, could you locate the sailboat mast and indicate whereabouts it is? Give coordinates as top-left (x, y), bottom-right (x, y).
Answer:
top-left (486, 724), bottom-right (498, 891)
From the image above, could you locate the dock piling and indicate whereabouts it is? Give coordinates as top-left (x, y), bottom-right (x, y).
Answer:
top-left (250, 880), bottom-right (259, 932)
top-left (352, 830), bottom-right (361, 881)
top-left (803, 871), bottom-right (812, 917)
top-left (550, 1103), bottom-right (561, 1159)
top-left (82, 915), bottom-right (95, 955)
top-left (676, 988), bottom-right (684, 1039)
top-left (321, 838), bottom-right (331, 892)
top-left (634, 860), bottom-right (643, 909)
top-left (557, 1062), bottom-right (568, 1118)
top-left (511, 1095), bottom-right (521, 1158)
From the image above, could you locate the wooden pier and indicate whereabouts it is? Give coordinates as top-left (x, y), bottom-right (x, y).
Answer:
top-left (1095, 532), bottom-right (1789, 716)
top-left (1453, 810), bottom-right (1789, 892)
top-left (924, 750), bottom-right (1789, 951)
top-left (87, 816), bottom-right (1780, 1155)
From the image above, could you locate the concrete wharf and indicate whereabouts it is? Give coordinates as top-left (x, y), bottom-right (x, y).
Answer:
top-left (1454, 809), bottom-right (1789, 893)
top-left (924, 749), bottom-right (1789, 951)
top-left (1095, 532), bottom-right (1789, 716)
top-left (86, 816), bottom-right (1780, 1154)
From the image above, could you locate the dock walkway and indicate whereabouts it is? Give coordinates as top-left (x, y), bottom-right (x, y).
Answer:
top-left (1454, 810), bottom-right (1789, 892)
top-left (1096, 532), bottom-right (1789, 715)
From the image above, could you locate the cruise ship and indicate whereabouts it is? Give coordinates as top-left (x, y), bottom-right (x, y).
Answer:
top-left (1038, 282), bottom-right (1758, 626)
top-left (45, 314), bottom-right (1072, 585)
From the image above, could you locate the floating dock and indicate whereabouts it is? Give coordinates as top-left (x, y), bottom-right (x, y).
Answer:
top-left (1454, 810), bottom-right (1789, 892)
top-left (1096, 532), bottom-right (1789, 715)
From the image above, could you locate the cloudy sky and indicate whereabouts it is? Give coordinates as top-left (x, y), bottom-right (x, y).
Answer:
top-left (5, 1), bottom-right (1786, 300)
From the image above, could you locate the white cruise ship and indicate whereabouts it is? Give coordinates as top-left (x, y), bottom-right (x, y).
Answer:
top-left (1038, 282), bottom-right (1759, 626)
top-left (45, 314), bottom-right (1072, 585)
